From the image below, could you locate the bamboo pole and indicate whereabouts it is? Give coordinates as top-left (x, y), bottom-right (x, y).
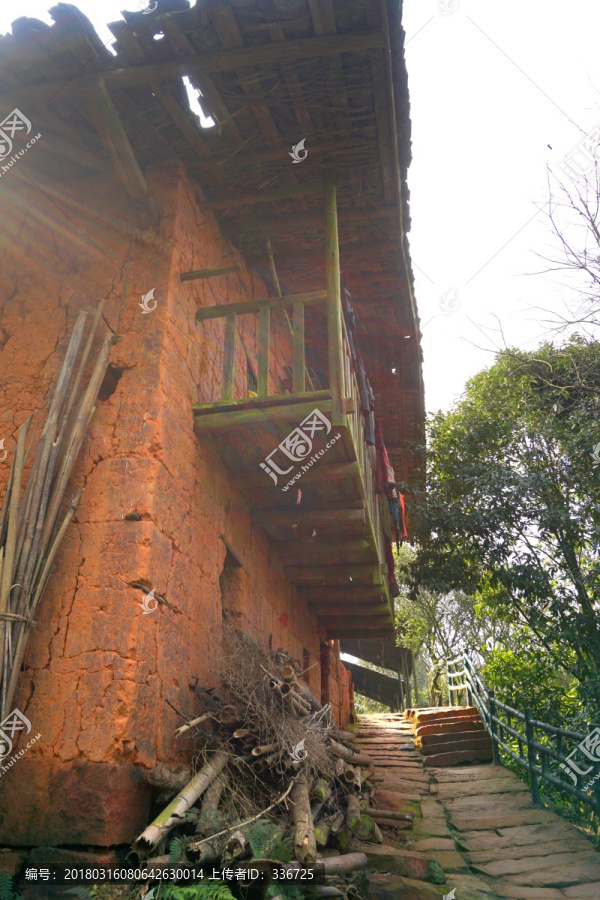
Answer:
top-left (291, 773), bottom-right (317, 864)
top-left (329, 739), bottom-right (372, 766)
top-left (135, 750), bottom-right (230, 851)
top-left (0, 418), bottom-right (30, 692)
top-left (4, 488), bottom-right (82, 717)
top-left (16, 313), bottom-right (88, 594)
top-left (34, 334), bottom-right (112, 581)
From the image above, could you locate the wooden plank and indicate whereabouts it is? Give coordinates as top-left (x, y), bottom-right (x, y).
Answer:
top-left (285, 564), bottom-right (382, 585)
top-left (370, 49), bottom-right (397, 205)
top-left (221, 312), bottom-right (236, 402)
top-left (301, 586), bottom-right (383, 600)
top-left (274, 537), bottom-right (370, 559)
top-left (292, 302), bottom-right (305, 393)
top-left (252, 507), bottom-right (365, 529)
top-left (268, 24), bottom-right (314, 133)
top-left (198, 181), bottom-right (324, 211)
top-left (195, 290), bottom-right (327, 321)
top-left (314, 604), bottom-right (390, 617)
top-left (324, 175), bottom-right (345, 426)
top-left (159, 13), bottom-right (243, 145)
top-left (208, 2), bottom-right (281, 146)
top-left (326, 627), bottom-right (393, 639)
top-left (257, 307), bottom-right (270, 397)
top-left (8, 32), bottom-right (386, 108)
top-left (181, 266), bottom-right (239, 282)
top-left (194, 399), bottom-right (334, 432)
top-left (193, 389), bottom-right (330, 414)
top-left (80, 77), bottom-right (147, 202)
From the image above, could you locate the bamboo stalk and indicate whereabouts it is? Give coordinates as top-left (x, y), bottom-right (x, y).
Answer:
top-left (0, 417), bottom-right (30, 693)
top-left (35, 334), bottom-right (112, 580)
top-left (329, 739), bottom-right (372, 766)
top-left (17, 313), bottom-right (88, 595)
top-left (4, 488), bottom-right (82, 717)
top-left (135, 750), bottom-right (229, 851)
top-left (291, 773), bottom-right (317, 864)
top-left (0, 449), bottom-right (15, 545)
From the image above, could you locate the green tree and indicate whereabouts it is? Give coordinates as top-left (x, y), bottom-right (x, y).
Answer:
top-left (407, 337), bottom-right (600, 715)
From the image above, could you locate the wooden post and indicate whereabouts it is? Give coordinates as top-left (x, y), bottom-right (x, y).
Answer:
top-left (524, 708), bottom-right (542, 807)
top-left (257, 307), bottom-right (270, 397)
top-left (222, 312), bottom-right (237, 401)
top-left (487, 690), bottom-right (502, 767)
top-left (292, 301), bottom-right (305, 393)
top-left (447, 660), bottom-right (454, 707)
top-left (324, 175), bottom-right (345, 426)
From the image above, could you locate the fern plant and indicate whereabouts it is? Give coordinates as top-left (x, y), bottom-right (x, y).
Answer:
top-left (161, 882), bottom-right (235, 900)
top-left (169, 834), bottom-right (188, 866)
top-left (0, 874), bottom-right (18, 900)
top-left (265, 886), bottom-right (303, 900)
top-left (245, 819), bottom-right (293, 862)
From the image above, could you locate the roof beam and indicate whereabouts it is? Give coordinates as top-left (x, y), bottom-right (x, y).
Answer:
top-left (208, 3), bottom-right (281, 146)
top-left (79, 77), bottom-right (147, 202)
top-left (2, 32), bottom-right (384, 108)
top-left (252, 508), bottom-right (365, 529)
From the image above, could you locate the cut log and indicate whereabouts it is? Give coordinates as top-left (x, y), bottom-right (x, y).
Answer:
top-left (291, 774), bottom-right (317, 864)
top-left (346, 794), bottom-right (362, 832)
top-left (135, 750), bottom-right (229, 851)
top-left (330, 739), bottom-right (373, 766)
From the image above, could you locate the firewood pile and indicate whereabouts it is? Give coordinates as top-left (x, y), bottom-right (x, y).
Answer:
top-left (133, 630), bottom-right (413, 897)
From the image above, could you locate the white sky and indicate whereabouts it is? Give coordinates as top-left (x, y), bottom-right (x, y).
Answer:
top-left (2, 1), bottom-right (599, 412)
top-left (403, 0), bottom-right (600, 411)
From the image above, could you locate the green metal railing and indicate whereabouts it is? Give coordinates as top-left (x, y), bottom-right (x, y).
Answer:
top-left (446, 653), bottom-right (600, 816)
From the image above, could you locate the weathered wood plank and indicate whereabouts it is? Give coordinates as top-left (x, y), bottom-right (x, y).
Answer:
top-left (221, 312), bottom-right (236, 402)
top-left (292, 301), bottom-right (305, 393)
top-left (80, 77), bottom-right (147, 201)
top-left (285, 563), bottom-right (382, 585)
top-left (252, 507), bottom-right (364, 528)
top-left (194, 399), bottom-right (334, 432)
top-left (324, 175), bottom-right (345, 426)
top-left (195, 290), bottom-right (327, 321)
top-left (181, 266), bottom-right (239, 281)
top-left (193, 389), bottom-right (330, 414)
top-left (257, 307), bottom-right (270, 397)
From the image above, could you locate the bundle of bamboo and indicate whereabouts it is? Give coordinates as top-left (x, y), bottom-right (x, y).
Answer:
top-left (132, 631), bottom-right (413, 896)
top-left (0, 306), bottom-right (112, 719)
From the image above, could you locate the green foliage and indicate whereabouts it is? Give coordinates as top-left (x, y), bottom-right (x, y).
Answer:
top-left (245, 819), bottom-right (293, 862)
top-left (0, 874), bottom-right (18, 900)
top-left (169, 834), bottom-right (187, 866)
top-left (161, 883), bottom-right (235, 900)
top-left (482, 632), bottom-right (582, 724)
top-left (407, 337), bottom-right (600, 716)
top-left (265, 885), bottom-right (303, 900)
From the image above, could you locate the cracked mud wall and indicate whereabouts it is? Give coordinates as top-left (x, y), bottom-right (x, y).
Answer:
top-left (0, 160), bottom-right (351, 847)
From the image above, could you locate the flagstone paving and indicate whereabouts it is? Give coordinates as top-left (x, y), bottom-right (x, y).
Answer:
top-left (355, 712), bottom-right (600, 900)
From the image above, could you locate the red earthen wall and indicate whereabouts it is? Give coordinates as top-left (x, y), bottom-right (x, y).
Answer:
top-left (0, 160), bottom-right (351, 847)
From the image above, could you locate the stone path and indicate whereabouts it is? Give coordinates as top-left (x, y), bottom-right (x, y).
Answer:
top-left (354, 712), bottom-right (600, 900)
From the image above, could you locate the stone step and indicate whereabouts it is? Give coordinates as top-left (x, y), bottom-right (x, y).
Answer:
top-left (418, 732), bottom-right (493, 751)
top-left (424, 746), bottom-right (494, 767)
top-left (416, 719), bottom-right (486, 737)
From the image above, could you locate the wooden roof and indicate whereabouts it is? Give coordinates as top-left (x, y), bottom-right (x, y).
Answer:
top-left (0, 0), bottom-right (425, 490)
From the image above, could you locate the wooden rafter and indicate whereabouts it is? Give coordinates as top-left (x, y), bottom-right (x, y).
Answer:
top-left (2, 31), bottom-right (385, 108)
top-left (207, 2), bottom-right (281, 147)
top-left (79, 77), bottom-right (147, 202)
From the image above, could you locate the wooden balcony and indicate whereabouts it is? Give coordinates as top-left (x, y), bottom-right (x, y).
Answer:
top-left (192, 179), bottom-right (394, 639)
